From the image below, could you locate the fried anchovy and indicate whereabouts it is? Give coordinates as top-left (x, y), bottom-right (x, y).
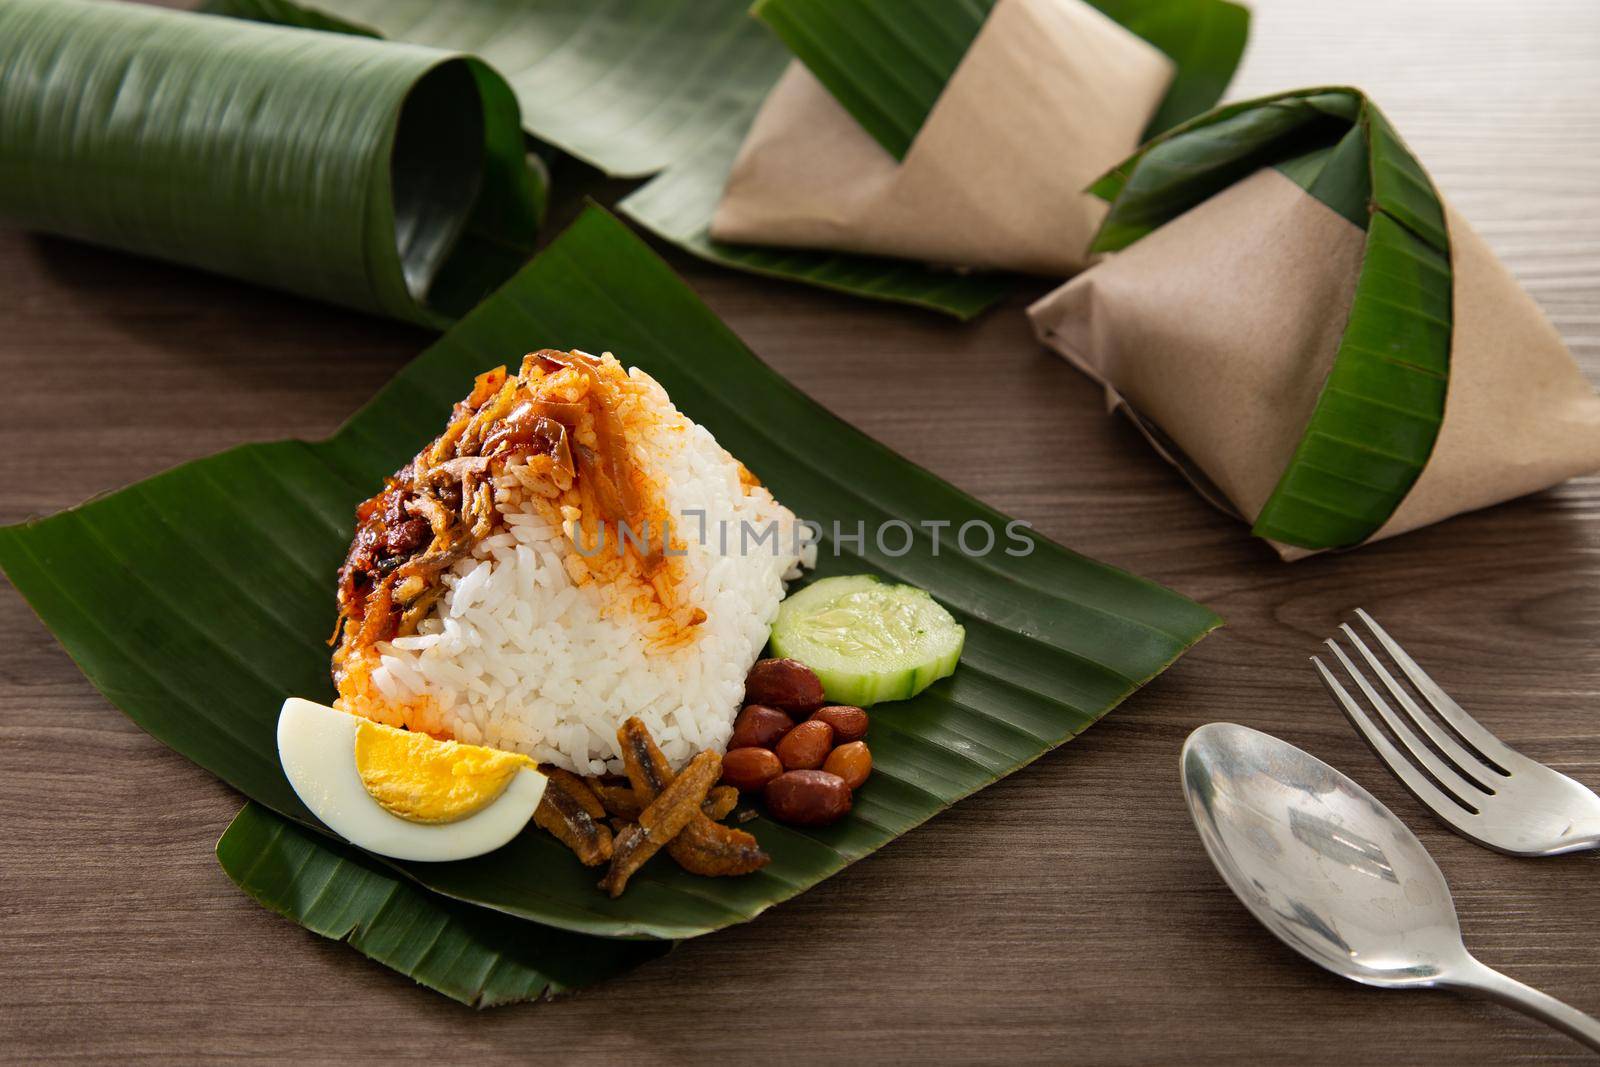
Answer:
top-left (619, 717), bottom-right (673, 800)
top-left (616, 718), bottom-right (769, 879)
top-left (703, 785), bottom-right (738, 822)
top-left (546, 768), bottom-right (605, 820)
top-left (599, 750), bottom-right (720, 897)
top-left (671, 782), bottom-right (767, 878)
top-left (668, 807), bottom-right (767, 878)
top-left (589, 777), bottom-right (644, 821)
top-left (533, 773), bottom-right (613, 867)
top-left (600, 784), bottom-right (732, 825)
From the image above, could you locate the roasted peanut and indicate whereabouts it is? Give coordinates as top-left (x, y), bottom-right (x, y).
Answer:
top-left (823, 741), bottom-right (872, 790)
top-left (809, 705), bottom-right (868, 743)
top-left (720, 747), bottom-right (784, 792)
top-left (728, 704), bottom-right (793, 750)
top-left (764, 770), bottom-right (852, 826)
top-left (744, 657), bottom-right (825, 712)
top-left (775, 719), bottom-right (833, 770)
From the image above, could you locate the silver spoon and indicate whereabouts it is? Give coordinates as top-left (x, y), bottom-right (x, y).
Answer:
top-left (1181, 722), bottom-right (1600, 1053)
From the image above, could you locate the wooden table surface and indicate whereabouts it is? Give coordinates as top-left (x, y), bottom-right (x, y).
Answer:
top-left (4, 0), bottom-right (1599, 1062)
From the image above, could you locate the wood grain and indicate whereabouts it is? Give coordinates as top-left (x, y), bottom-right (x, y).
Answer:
top-left (2, 0), bottom-right (1598, 1062)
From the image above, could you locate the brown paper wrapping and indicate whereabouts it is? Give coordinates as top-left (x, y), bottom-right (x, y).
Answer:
top-left (1028, 167), bottom-right (1600, 557)
top-left (709, 0), bottom-right (1174, 276)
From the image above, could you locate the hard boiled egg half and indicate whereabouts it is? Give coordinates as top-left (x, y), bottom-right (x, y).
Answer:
top-left (277, 698), bottom-right (546, 862)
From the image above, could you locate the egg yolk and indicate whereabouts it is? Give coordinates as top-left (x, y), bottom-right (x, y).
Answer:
top-left (353, 720), bottom-right (534, 824)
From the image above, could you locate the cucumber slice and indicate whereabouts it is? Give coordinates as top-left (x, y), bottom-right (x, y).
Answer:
top-left (770, 575), bottom-right (964, 707)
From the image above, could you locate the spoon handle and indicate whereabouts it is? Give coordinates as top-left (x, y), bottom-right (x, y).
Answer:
top-left (1447, 957), bottom-right (1600, 1052)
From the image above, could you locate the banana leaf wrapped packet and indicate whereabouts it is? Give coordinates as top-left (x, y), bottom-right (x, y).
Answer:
top-left (710, 0), bottom-right (1247, 276)
top-left (1029, 88), bottom-right (1600, 558)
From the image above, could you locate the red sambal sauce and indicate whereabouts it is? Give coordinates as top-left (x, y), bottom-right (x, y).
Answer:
top-left (332, 350), bottom-right (654, 652)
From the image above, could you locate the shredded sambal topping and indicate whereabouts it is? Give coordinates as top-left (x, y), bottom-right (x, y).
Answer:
top-left (332, 350), bottom-right (698, 706)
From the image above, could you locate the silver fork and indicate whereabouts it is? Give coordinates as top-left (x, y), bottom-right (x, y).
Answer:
top-left (1312, 609), bottom-right (1600, 857)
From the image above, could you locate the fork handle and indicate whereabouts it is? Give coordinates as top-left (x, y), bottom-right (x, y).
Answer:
top-left (1446, 956), bottom-right (1600, 1052)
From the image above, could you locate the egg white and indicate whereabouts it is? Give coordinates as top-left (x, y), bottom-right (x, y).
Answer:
top-left (277, 698), bottom-right (546, 862)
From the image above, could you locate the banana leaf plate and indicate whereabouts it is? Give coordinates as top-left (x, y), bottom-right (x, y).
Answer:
top-left (0, 206), bottom-right (1220, 1003)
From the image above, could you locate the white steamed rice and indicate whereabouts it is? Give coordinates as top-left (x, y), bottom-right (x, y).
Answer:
top-left (362, 368), bottom-right (812, 774)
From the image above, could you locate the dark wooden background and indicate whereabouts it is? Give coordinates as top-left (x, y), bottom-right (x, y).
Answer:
top-left (3, 0), bottom-right (1598, 1062)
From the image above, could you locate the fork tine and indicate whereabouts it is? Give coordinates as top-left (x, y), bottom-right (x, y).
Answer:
top-left (1353, 609), bottom-right (1521, 770)
top-left (1312, 656), bottom-right (1483, 835)
top-left (1339, 624), bottom-right (1502, 792)
top-left (1324, 640), bottom-right (1489, 806)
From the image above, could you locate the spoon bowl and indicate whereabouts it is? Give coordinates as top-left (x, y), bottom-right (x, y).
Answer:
top-left (1181, 722), bottom-right (1600, 1051)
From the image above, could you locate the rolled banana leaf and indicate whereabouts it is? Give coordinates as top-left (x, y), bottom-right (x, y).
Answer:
top-left (1089, 88), bottom-right (1452, 550)
top-left (0, 0), bottom-right (543, 328)
top-left (752, 0), bottom-right (1252, 160)
top-left (205, 0), bottom-right (783, 179)
top-left (204, 0), bottom-right (1014, 319)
